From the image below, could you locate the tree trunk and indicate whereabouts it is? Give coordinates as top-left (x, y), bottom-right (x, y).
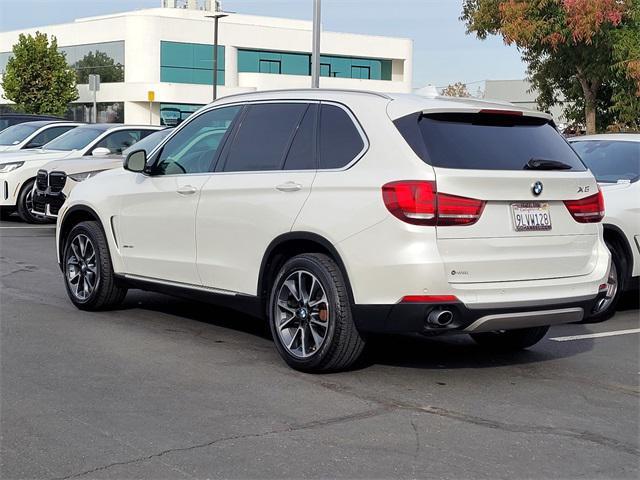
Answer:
top-left (576, 70), bottom-right (598, 134)
top-left (584, 99), bottom-right (597, 135)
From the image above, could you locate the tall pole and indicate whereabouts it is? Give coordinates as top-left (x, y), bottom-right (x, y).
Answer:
top-left (311, 0), bottom-right (321, 88)
top-left (213, 15), bottom-right (220, 101)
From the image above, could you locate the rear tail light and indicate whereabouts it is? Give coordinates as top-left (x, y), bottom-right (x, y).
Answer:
top-left (563, 190), bottom-right (605, 223)
top-left (382, 180), bottom-right (485, 226)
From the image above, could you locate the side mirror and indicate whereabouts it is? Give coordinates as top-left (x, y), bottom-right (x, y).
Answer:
top-left (124, 149), bottom-right (147, 173)
top-left (92, 147), bottom-right (111, 157)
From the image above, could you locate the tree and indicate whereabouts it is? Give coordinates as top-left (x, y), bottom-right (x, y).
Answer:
top-left (1, 32), bottom-right (78, 116)
top-left (73, 51), bottom-right (124, 84)
top-left (441, 82), bottom-right (471, 97)
top-left (461, 0), bottom-right (640, 133)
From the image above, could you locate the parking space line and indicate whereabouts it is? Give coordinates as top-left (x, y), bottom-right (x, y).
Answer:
top-left (0, 226), bottom-right (55, 229)
top-left (550, 328), bottom-right (640, 342)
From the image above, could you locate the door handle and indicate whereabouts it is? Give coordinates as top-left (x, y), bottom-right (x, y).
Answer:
top-left (276, 182), bottom-right (303, 192)
top-left (177, 185), bottom-right (197, 196)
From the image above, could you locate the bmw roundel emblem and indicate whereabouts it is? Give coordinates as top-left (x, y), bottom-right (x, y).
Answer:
top-left (532, 181), bottom-right (543, 196)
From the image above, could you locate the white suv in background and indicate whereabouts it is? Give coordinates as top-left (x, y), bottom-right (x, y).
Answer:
top-left (569, 134), bottom-right (640, 318)
top-left (56, 90), bottom-right (610, 372)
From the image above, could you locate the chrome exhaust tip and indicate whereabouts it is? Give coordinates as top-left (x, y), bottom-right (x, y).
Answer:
top-left (427, 310), bottom-right (454, 327)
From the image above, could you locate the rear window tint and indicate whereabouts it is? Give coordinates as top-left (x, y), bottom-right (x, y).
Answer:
top-left (394, 112), bottom-right (586, 171)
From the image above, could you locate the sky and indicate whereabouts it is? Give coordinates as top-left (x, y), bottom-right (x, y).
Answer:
top-left (0, 0), bottom-right (527, 89)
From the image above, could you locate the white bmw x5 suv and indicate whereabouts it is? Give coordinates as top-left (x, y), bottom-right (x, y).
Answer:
top-left (56, 89), bottom-right (610, 372)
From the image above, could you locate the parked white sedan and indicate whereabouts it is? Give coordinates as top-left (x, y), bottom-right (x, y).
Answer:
top-left (0, 124), bottom-right (163, 223)
top-left (569, 134), bottom-right (640, 319)
top-left (0, 121), bottom-right (81, 152)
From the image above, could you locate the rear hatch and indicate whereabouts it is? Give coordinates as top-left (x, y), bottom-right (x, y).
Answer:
top-left (395, 110), bottom-right (601, 284)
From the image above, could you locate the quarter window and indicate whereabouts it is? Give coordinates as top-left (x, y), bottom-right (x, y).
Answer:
top-left (319, 104), bottom-right (364, 169)
top-left (221, 103), bottom-right (308, 172)
top-left (155, 106), bottom-right (240, 175)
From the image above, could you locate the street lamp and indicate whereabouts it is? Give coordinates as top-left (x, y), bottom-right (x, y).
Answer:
top-left (205, 10), bottom-right (229, 101)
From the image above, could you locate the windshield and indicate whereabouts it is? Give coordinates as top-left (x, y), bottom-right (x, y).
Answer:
top-left (0, 123), bottom-right (39, 146)
top-left (571, 140), bottom-right (640, 183)
top-left (395, 112), bottom-right (586, 171)
top-left (43, 127), bottom-right (105, 151)
top-left (122, 128), bottom-right (173, 156)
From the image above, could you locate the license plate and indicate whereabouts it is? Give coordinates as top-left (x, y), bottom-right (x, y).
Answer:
top-left (511, 202), bottom-right (552, 231)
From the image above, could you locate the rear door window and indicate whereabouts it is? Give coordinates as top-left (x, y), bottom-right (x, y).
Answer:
top-left (394, 112), bottom-right (586, 171)
top-left (26, 126), bottom-right (76, 148)
top-left (319, 104), bottom-right (365, 169)
top-left (221, 103), bottom-right (308, 172)
top-left (283, 104), bottom-right (317, 171)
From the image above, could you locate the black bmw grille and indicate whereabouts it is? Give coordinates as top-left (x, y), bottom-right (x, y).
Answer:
top-left (49, 171), bottom-right (67, 192)
top-left (36, 170), bottom-right (48, 190)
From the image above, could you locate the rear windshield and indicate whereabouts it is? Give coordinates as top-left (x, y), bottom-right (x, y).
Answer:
top-left (394, 112), bottom-right (586, 171)
top-left (570, 140), bottom-right (640, 183)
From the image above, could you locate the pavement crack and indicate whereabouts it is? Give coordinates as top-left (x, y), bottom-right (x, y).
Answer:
top-left (308, 379), bottom-right (639, 458)
top-left (51, 407), bottom-right (390, 480)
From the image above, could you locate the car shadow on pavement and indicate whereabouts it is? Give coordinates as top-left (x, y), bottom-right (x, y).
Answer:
top-left (118, 289), bottom-right (599, 372)
top-left (357, 332), bottom-right (594, 371)
top-left (121, 289), bottom-right (273, 340)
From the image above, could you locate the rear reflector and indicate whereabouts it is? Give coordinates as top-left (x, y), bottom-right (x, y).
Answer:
top-left (563, 190), bottom-right (605, 223)
top-left (400, 295), bottom-right (459, 303)
top-left (382, 180), bottom-right (485, 226)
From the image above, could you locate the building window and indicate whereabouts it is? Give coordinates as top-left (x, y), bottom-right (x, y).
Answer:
top-left (238, 49), bottom-right (392, 81)
top-left (351, 65), bottom-right (371, 80)
top-left (160, 41), bottom-right (225, 85)
top-left (1, 41), bottom-right (125, 83)
top-left (160, 103), bottom-right (205, 126)
top-left (259, 59), bottom-right (281, 74)
top-left (65, 102), bottom-right (124, 123)
top-left (62, 41), bottom-right (125, 83)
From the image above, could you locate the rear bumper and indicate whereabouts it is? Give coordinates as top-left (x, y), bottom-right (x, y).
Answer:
top-left (352, 291), bottom-right (608, 335)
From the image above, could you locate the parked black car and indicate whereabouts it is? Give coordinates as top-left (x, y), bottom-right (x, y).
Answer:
top-left (0, 113), bottom-right (65, 132)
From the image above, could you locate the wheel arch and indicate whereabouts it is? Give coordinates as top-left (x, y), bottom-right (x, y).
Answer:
top-left (58, 205), bottom-right (104, 269)
top-left (603, 223), bottom-right (633, 286)
top-left (257, 232), bottom-right (355, 314)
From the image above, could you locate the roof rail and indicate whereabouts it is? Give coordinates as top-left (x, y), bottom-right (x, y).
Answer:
top-left (215, 88), bottom-right (392, 103)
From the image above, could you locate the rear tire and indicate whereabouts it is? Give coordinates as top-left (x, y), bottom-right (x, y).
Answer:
top-left (589, 239), bottom-right (626, 322)
top-left (16, 179), bottom-right (50, 224)
top-left (470, 326), bottom-right (549, 351)
top-left (269, 253), bottom-right (365, 372)
top-left (63, 221), bottom-right (127, 311)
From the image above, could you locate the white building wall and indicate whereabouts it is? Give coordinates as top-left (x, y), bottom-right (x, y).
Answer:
top-left (0, 8), bottom-right (413, 124)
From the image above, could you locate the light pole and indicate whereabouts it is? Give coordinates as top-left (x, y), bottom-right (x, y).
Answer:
top-left (311, 0), bottom-right (321, 88)
top-left (205, 11), bottom-right (229, 101)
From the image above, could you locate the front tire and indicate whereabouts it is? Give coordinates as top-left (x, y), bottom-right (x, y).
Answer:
top-left (63, 221), bottom-right (127, 311)
top-left (269, 253), bottom-right (365, 372)
top-left (16, 179), bottom-right (50, 224)
top-left (470, 326), bottom-right (549, 351)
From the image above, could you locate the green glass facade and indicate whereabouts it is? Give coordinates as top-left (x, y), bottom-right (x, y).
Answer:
top-left (160, 41), bottom-right (225, 85)
top-left (238, 49), bottom-right (392, 81)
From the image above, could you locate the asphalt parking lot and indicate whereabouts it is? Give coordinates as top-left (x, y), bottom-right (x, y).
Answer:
top-left (1, 219), bottom-right (638, 480)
